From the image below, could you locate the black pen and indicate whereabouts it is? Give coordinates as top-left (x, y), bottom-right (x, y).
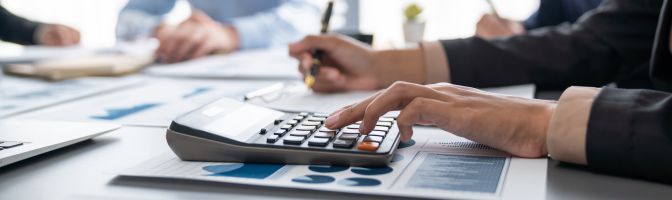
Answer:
top-left (304, 1), bottom-right (334, 88)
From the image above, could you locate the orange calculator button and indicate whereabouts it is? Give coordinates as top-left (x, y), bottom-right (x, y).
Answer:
top-left (357, 142), bottom-right (380, 151)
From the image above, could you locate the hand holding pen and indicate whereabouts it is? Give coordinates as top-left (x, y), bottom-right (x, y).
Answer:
top-left (304, 1), bottom-right (334, 88)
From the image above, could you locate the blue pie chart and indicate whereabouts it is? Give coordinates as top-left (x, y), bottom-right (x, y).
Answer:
top-left (203, 163), bottom-right (244, 173)
top-left (350, 166), bottom-right (393, 175)
top-left (398, 139), bottom-right (416, 149)
top-left (391, 154), bottom-right (404, 162)
top-left (338, 177), bottom-right (381, 187)
top-left (308, 165), bottom-right (349, 173)
top-left (202, 163), bottom-right (284, 179)
top-left (292, 175), bottom-right (335, 184)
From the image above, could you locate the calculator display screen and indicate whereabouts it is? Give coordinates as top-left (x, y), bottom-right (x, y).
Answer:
top-left (177, 98), bottom-right (284, 142)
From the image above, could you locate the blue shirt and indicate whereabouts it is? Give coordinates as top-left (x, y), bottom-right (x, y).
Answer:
top-left (524, 0), bottom-right (603, 30)
top-left (117, 0), bottom-right (320, 49)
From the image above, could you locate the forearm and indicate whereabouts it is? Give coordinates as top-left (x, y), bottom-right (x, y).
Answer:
top-left (0, 6), bottom-right (41, 45)
top-left (436, 0), bottom-right (661, 89)
top-left (586, 87), bottom-right (672, 184)
top-left (116, 0), bottom-right (175, 41)
top-left (230, 0), bottom-right (319, 49)
top-left (547, 86), bottom-right (672, 184)
top-left (373, 48), bottom-right (426, 87)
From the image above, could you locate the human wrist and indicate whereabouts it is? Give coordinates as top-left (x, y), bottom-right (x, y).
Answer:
top-left (220, 25), bottom-right (240, 51)
top-left (372, 49), bottom-right (425, 88)
top-left (223, 25), bottom-right (239, 50)
top-left (546, 87), bottom-right (599, 165)
top-left (536, 101), bottom-right (557, 155)
top-left (34, 23), bottom-right (49, 45)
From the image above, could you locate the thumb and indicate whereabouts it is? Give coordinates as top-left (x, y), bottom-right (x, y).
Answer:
top-left (289, 35), bottom-right (339, 56)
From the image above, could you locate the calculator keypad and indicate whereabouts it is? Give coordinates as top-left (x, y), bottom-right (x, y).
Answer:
top-left (262, 112), bottom-right (396, 153)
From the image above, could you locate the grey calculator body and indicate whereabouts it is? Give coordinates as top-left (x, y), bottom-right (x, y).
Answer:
top-left (167, 97), bottom-right (400, 167)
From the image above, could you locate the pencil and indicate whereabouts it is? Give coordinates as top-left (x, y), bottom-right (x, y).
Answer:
top-left (304, 1), bottom-right (334, 88)
top-left (485, 0), bottom-right (501, 19)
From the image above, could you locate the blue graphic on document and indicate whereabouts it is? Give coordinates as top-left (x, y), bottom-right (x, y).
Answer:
top-left (182, 87), bottom-right (211, 99)
top-left (292, 175), bottom-right (335, 184)
top-left (350, 166), bottom-right (393, 175)
top-left (406, 154), bottom-right (505, 194)
top-left (90, 103), bottom-right (161, 120)
top-left (308, 165), bottom-right (349, 173)
top-left (338, 177), bottom-right (381, 187)
top-left (203, 163), bottom-right (284, 179)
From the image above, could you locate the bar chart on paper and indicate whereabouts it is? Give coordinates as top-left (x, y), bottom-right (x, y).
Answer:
top-left (15, 80), bottom-right (274, 127)
top-left (0, 76), bottom-right (142, 118)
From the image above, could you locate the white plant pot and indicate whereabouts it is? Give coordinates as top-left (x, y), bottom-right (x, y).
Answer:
top-left (403, 20), bottom-right (426, 44)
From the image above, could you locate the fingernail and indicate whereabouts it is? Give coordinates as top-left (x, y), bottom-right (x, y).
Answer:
top-left (325, 113), bottom-right (340, 127)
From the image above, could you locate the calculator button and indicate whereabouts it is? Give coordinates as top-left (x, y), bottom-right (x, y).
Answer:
top-left (369, 131), bottom-right (386, 137)
top-left (258, 128), bottom-right (267, 135)
top-left (287, 120), bottom-right (299, 125)
top-left (332, 139), bottom-right (356, 148)
top-left (342, 129), bottom-right (360, 134)
top-left (308, 137), bottom-right (330, 147)
top-left (373, 126), bottom-right (390, 132)
top-left (346, 124), bottom-right (360, 129)
top-left (293, 116), bottom-right (305, 120)
top-left (267, 134), bottom-right (280, 143)
top-left (295, 125), bottom-right (317, 131)
top-left (318, 127), bottom-right (337, 133)
top-left (299, 112), bottom-right (309, 116)
top-left (357, 142), bottom-right (380, 151)
top-left (274, 119), bottom-right (283, 125)
top-left (281, 124), bottom-right (292, 130)
top-left (274, 129), bottom-right (287, 136)
top-left (283, 136), bottom-right (305, 145)
top-left (307, 116), bottom-right (326, 122)
top-left (379, 117), bottom-right (394, 122)
top-left (338, 133), bottom-right (359, 140)
top-left (313, 132), bottom-right (335, 138)
top-left (301, 121), bottom-right (321, 126)
top-left (290, 130), bottom-right (311, 137)
top-left (312, 113), bottom-right (329, 117)
top-left (363, 135), bottom-right (384, 143)
top-left (376, 121), bottom-right (393, 127)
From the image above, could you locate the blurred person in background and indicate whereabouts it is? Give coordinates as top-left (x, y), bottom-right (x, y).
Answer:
top-left (0, 5), bottom-right (79, 46)
top-left (116, 0), bottom-right (320, 63)
top-left (476, 0), bottom-right (602, 39)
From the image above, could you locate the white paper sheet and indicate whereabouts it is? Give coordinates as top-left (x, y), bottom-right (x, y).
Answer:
top-left (144, 48), bottom-right (301, 80)
top-left (15, 79), bottom-right (275, 127)
top-left (248, 83), bottom-right (536, 113)
top-left (0, 76), bottom-right (143, 118)
top-left (119, 126), bottom-right (546, 200)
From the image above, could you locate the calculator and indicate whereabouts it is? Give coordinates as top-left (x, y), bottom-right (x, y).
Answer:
top-left (166, 97), bottom-right (400, 167)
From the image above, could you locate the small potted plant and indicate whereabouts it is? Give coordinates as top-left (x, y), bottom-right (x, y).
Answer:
top-left (403, 3), bottom-right (425, 44)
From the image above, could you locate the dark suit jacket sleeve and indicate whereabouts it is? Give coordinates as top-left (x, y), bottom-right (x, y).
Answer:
top-left (524, 0), bottom-right (603, 30)
top-left (440, 0), bottom-right (662, 90)
top-left (586, 87), bottom-right (672, 184)
top-left (0, 6), bottom-right (42, 45)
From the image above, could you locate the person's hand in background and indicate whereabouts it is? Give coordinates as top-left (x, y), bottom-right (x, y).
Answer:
top-left (475, 13), bottom-right (525, 39)
top-left (324, 81), bottom-right (557, 158)
top-left (154, 10), bottom-right (239, 63)
top-left (289, 35), bottom-right (426, 93)
top-left (37, 24), bottom-right (80, 46)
